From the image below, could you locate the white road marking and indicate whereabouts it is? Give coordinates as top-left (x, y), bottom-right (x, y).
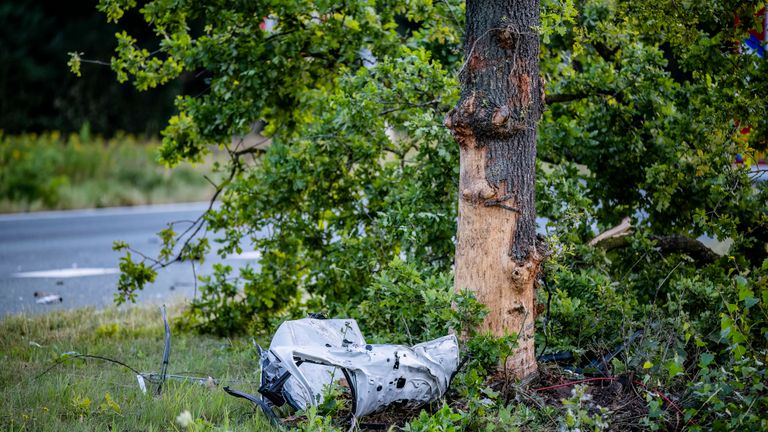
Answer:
top-left (12, 268), bottom-right (120, 278)
top-left (226, 251), bottom-right (261, 260)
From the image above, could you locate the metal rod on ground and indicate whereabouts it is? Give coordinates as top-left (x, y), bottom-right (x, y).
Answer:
top-left (223, 386), bottom-right (281, 426)
top-left (156, 305), bottom-right (171, 396)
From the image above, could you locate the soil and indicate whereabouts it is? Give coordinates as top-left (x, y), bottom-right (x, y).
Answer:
top-left (280, 364), bottom-right (686, 431)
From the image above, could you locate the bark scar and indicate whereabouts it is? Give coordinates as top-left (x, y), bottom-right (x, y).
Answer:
top-left (459, 137), bottom-right (497, 204)
top-left (497, 26), bottom-right (518, 50)
top-left (462, 182), bottom-right (497, 202)
top-left (468, 51), bottom-right (484, 72)
top-left (506, 261), bottom-right (537, 288)
top-left (445, 92), bottom-right (480, 148)
top-left (492, 105), bottom-right (510, 127)
top-left (463, 92), bottom-right (477, 114)
top-left (503, 245), bottom-right (547, 290)
top-left (510, 73), bottom-right (531, 108)
top-left (484, 193), bottom-right (519, 212)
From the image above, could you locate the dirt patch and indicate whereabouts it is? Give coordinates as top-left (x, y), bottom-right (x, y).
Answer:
top-left (280, 365), bottom-right (686, 431)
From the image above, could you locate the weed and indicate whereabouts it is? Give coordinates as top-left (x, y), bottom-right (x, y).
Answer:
top-left (0, 305), bottom-right (275, 431)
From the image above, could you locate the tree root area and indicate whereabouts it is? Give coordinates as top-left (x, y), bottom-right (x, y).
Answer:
top-left (496, 364), bottom-right (687, 431)
top-left (282, 364), bottom-right (685, 431)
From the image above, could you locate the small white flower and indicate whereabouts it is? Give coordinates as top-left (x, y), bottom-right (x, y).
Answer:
top-left (176, 410), bottom-right (193, 428)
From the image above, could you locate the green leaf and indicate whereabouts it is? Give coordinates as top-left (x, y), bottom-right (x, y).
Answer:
top-left (665, 359), bottom-right (684, 378)
top-left (67, 52), bottom-right (83, 77)
top-left (698, 352), bottom-right (714, 368)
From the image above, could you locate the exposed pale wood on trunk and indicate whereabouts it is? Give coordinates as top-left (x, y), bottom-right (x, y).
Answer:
top-left (446, 0), bottom-right (544, 379)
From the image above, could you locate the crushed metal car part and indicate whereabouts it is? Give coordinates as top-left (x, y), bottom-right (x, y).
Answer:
top-left (257, 318), bottom-right (459, 418)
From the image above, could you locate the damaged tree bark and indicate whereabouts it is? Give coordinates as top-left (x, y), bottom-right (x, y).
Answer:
top-left (446, 0), bottom-right (545, 379)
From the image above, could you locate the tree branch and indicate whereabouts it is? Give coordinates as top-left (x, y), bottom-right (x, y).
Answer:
top-left (590, 218), bottom-right (719, 266)
top-left (545, 93), bottom-right (591, 104)
top-left (589, 217), bottom-right (632, 247)
top-left (649, 235), bottom-right (719, 265)
top-left (234, 146), bottom-right (267, 156)
top-left (378, 98), bottom-right (442, 115)
top-left (546, 88), bottom-right (622, 105)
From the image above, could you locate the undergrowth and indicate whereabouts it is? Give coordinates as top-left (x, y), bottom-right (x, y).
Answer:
top-left (272, 252), bottom-right (768, 431)
top-left (0, 128), bottom-right (216, 212)
top-left (2, 250), bottom-right (766, 430)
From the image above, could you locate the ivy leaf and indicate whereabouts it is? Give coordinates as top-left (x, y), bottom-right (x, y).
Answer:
top-left (665, 359), bottom-right (684, 378)
top-left (698, 352), bottom-right (714, 368)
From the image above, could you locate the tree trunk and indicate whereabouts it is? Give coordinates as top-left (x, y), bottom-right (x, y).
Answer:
top-left (445, 0), bottom-right (545, 379)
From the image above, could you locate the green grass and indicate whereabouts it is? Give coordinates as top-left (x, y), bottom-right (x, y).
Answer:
top-left (0, 130), bottom-right (219, 213)
top-left (0, 305), bottom-right (277, 431)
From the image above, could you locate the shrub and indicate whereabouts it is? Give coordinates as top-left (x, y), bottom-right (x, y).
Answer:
top-left (0, 129), bottom-right (212, 211)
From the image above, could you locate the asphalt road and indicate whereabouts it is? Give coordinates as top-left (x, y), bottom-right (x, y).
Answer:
top-left (1, 202), bottom-right (731, 318)
top-left (0, 202), bottom-right (260, 316)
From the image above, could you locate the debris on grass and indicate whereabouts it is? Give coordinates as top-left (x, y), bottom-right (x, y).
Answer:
top-left (226, 317), bottom-right (459, 423)
top-left (25, 306), bottom-right (693, 431)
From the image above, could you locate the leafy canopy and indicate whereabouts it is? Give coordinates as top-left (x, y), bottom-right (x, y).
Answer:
top-left (81, 0), bottom-right (768, 428)
top-left (91, 0), bottom-right (766, 325)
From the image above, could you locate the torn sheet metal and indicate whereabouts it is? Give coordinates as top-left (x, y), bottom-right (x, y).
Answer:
top-left (258, 318), bottom-right (459, 418)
